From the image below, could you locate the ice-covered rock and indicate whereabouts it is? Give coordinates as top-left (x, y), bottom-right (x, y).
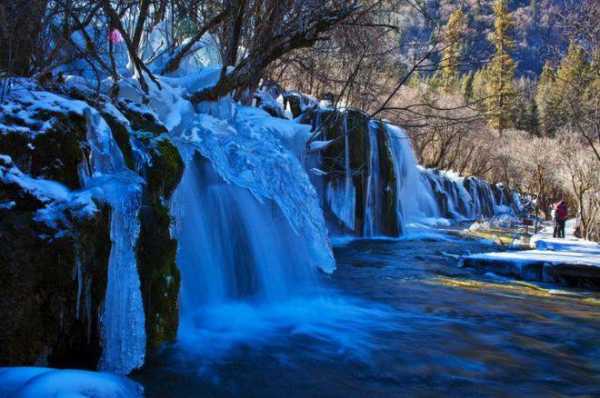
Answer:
top-left (0, 367), bottom-right (143, 398)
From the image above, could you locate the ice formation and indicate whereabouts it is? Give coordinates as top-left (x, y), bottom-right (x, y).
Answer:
top-left (0, 367), bottom-right (143, 398)
top-left (80, 107), bottom-right (146, 375)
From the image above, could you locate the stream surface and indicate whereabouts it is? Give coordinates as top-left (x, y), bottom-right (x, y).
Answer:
top-left (137, 230), bottom-right (600, 397)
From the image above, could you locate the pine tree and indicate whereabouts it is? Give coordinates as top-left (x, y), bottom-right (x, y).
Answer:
top-left (535, 62), bottom-right (560, 136)
top-left (462, 72), bottom-right (474, 103)
top-left (530, 0), bottom-right (538, 22)
top-left (527, 99), bottom-right (541, 136)
top-left (556, 42), bottom-right (589, 98)
top-left (537, 43), bottom-right (590, 135)
top-left (556, 42), bottom-right (592, 132)
top-left (439, 9), bottom-right (467, 92)
top-left (484, 0), bottom-right (516, 136)
top-left (516, 97), bottom-right (541, 136)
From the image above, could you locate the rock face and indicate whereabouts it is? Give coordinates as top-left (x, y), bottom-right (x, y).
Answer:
top-left (421, 168), bottom-right (522, 220)
top-left (294, 100), bottom-right (520, 236)
top-left (0, 106), bottom-right (110, 368)
top-left (303, 107), bottom-right (401, 237)
top-left (0, 83), bottom-right (183, 370)
top-left (136, 139), bottom-right (183, 352)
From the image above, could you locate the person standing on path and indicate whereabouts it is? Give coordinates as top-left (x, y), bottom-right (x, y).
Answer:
top-left (553, 200), bottom-right (568, 238)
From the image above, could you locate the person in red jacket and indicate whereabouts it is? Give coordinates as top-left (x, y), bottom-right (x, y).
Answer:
top-left (553, 200), bottom-right (568, 238)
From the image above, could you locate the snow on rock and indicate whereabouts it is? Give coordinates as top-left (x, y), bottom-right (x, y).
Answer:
top-left (530, 219), bottom-right (600, 253)
top-left (0, 367), bottom-right (143, 398)
top-left (0, 155), bottom-right (98, 230)
top-left (0, 89), bottom-right (89, 137)
top-left (465, 250), bottom-right (600, 269)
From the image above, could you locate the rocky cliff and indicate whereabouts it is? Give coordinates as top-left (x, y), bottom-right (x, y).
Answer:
top-left (0, 81), bottom-right (183, 371)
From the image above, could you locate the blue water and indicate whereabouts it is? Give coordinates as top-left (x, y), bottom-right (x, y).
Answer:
top-left (137, 232), bottom-right (600, 397)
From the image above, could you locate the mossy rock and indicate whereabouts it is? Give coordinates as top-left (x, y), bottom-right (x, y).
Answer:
top-left (283, 93), bottom-right (303, 118)
top-left (345, 109), bottom-right (370, 235)
top-left (100, 111), bottom-right (135, 171)
top-left (62, 83), bottom-right (136, 172)
top-left (137, 201), bottom-right (180, 352)
top-left (0, 184), bottom-right (110, 368)
top-left (48, 206), bottom-right (111, 368)
top-left (375, 121), bottom-right (400, 236)
top-left (147, 139), bottom-right (184, 200)
top-left (136, 138), bottom-right (184, 352)
top-left (0, 112), bottom-right (88, 190)
top-left (318, 109), bottom-right (346, 178)
top-left (117, 99), bottom-right (168, 136)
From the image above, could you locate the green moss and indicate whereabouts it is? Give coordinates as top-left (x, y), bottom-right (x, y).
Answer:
top-left (345, 109), bottom-right (370, 235)
top-left (375, 121), bottom-right (400, 236)
top-left (0, 112), bottom-right (87, 189)
top-left (117, 100), bottom-right (168, 136)
top-left (136, 138), bottom-right (184, 352)
top-left (137, 201), bottom-right (181, 351)
top-left (148, 139), bottom-right (185, 200)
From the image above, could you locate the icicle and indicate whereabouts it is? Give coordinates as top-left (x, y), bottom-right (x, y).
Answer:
top-left (80, 108), bottom-right (146, 375)
top-left (73, 255), bottom-right (83, 320)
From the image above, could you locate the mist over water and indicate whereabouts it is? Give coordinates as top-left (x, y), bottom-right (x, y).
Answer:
top-left (168, 145), bottom-right (399, 371)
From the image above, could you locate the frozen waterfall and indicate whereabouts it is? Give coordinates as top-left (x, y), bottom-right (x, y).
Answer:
top-left (172, 149), bottom-right (319, 309)
top-left (80, 109), bottom-right (146, 375)
top-left (169, 101), bottom-right (336, 340)
top-left (308, 106), bottom-right (517, 236)
top-left (384, 124), bottom-right (440, 225)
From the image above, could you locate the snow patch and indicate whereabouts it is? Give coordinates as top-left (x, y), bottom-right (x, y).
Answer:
top-left (0, 367), bottom-right (143, 398)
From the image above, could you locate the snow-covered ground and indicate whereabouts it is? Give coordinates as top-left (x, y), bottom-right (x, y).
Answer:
top-left (531, 219), bottom-right (600, 254)
top-left (462, 219), bottom-right (600, 287)
top-left (465, 249), bottom-right (600, 269)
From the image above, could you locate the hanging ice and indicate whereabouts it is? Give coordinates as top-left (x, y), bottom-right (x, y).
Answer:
top-left (80, 108), bottom-right (146, 375)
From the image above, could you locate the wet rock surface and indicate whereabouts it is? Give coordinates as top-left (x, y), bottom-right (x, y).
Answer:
top-left (0, 86), bottom-right (184, 369)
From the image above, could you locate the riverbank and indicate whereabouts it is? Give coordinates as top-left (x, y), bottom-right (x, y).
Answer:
top-left (462, 219), bottom-right (600, 289)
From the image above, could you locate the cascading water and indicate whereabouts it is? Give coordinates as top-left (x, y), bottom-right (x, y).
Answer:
top-left (80, 109), bottom-right (146, 375)
top-left (166, 100), bottom-right (336, 341)
top-left (326, 111), bottom-right (356, 231)
top-left (384, 124), bottom-right (439, 226)
top-left (171, 148), bottom-right (318, 308)
top-left (364, 121), bottom-right (382, 236)
top-left (309, 105), bottom-right (515, 234)
top-left (464, 177), bottom-right (498, 218)
top-left (163, 100), bottom-right (397, 361)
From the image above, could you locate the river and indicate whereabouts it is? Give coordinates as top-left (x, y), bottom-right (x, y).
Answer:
top-left (136, 230), bottom-right (600, 397)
